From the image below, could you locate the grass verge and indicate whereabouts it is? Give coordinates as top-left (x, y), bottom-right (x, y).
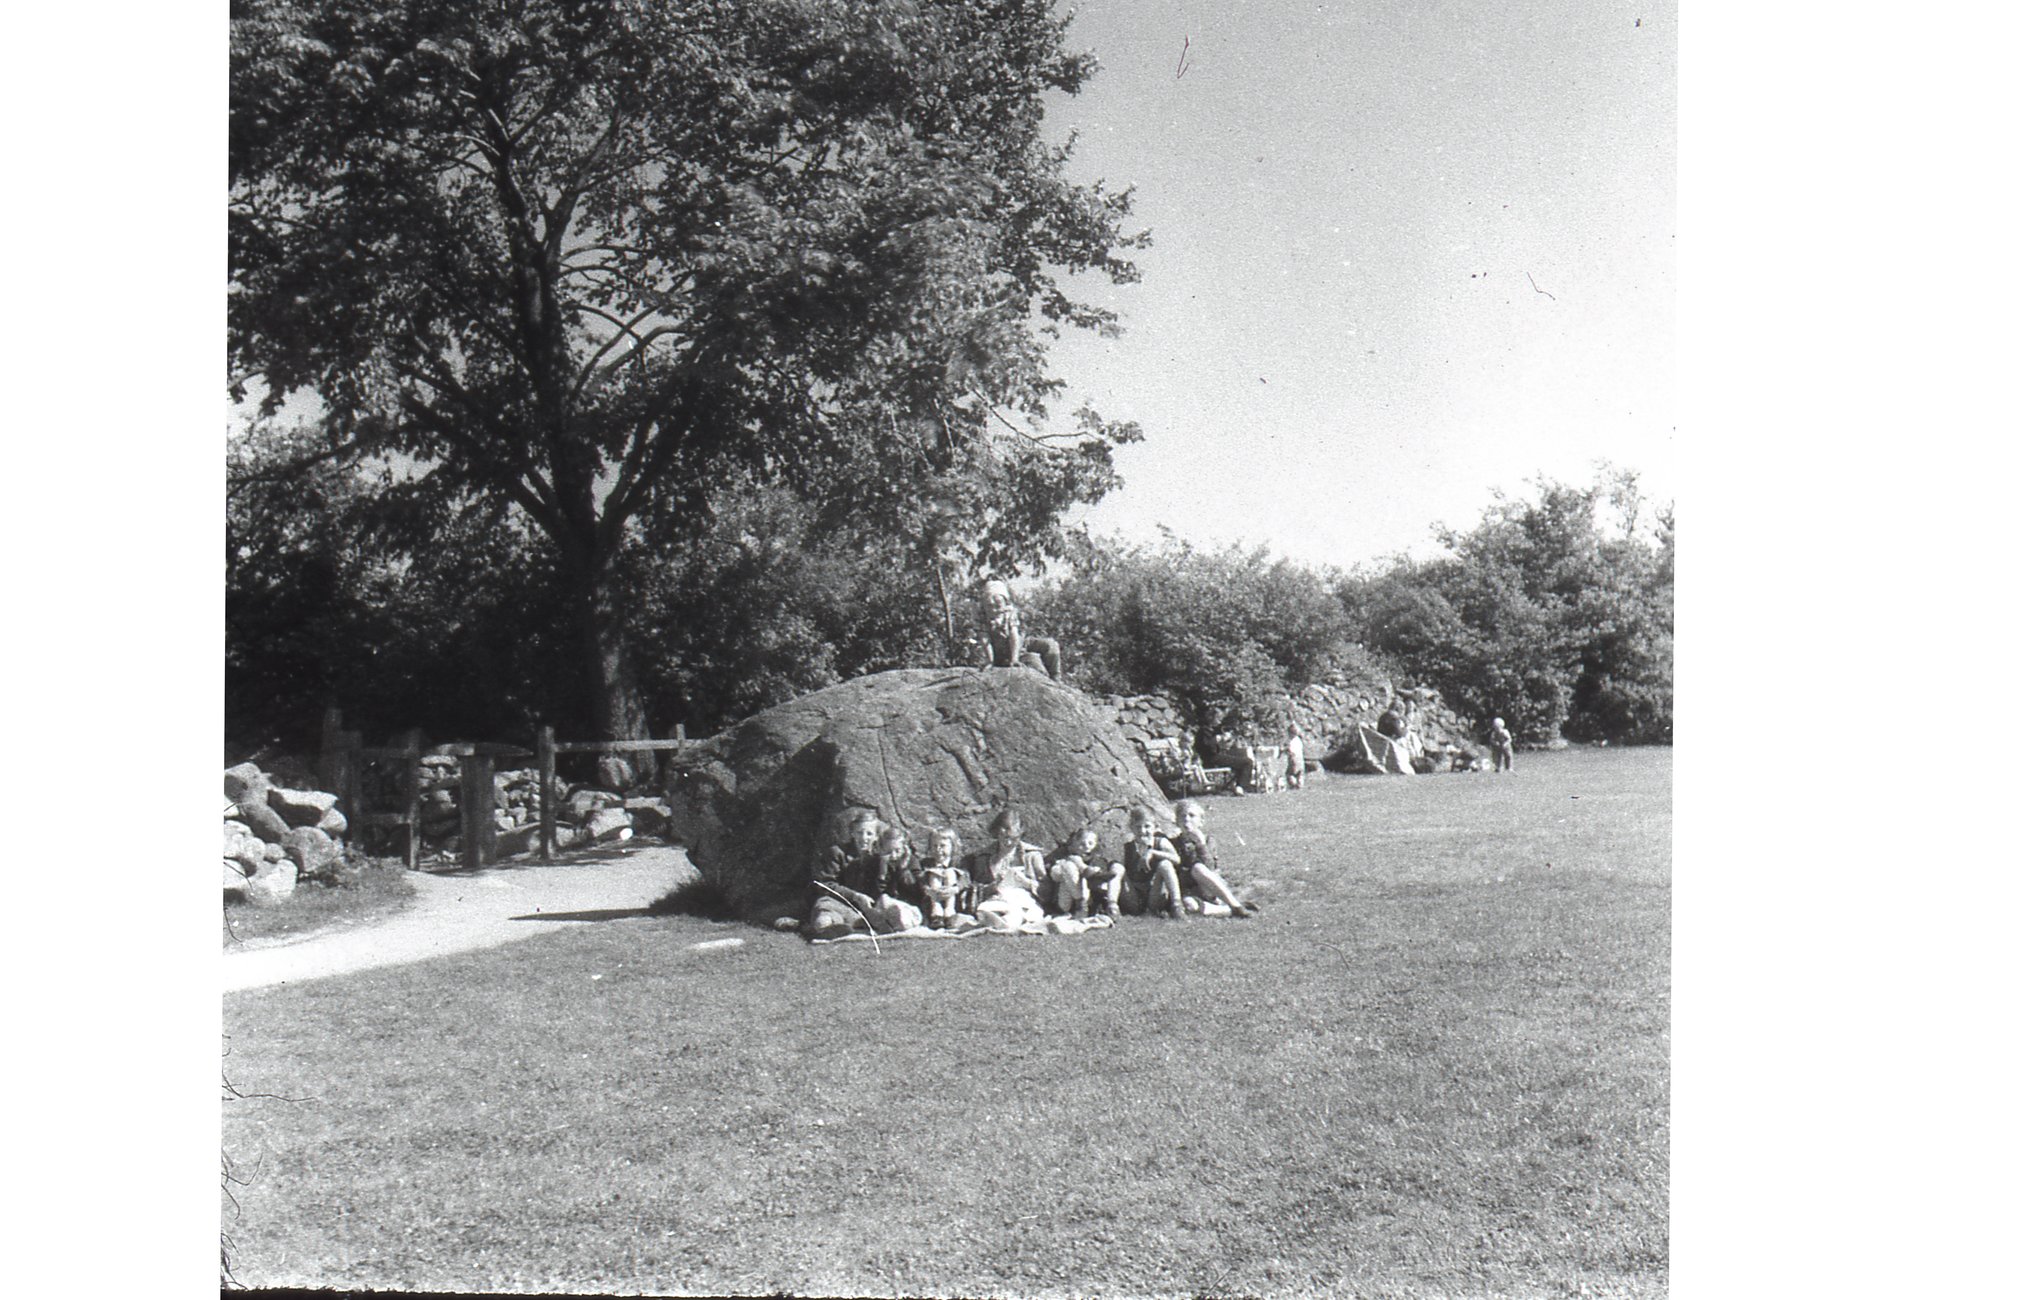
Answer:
top-left (223, 862), bottom-right (417, 950)
top-left (224, 748), bottom-right (1668, 1297)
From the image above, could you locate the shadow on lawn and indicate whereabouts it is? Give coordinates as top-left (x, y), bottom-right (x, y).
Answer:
top-left (645, 873), bottom-right (741, 922)
top-left (508, 906), bottom-right (659, 923)
top-left (420, 840), bottom-right (687, 876)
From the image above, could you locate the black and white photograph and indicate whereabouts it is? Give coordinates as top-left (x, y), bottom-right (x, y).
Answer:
top-left (208, 1), bottom-right (1678, 1294)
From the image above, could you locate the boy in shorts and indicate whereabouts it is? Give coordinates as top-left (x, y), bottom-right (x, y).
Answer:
top-left (1120, 806), bottom-right (1186, 921)
top-left (1048, 826), bottom-right (1121, 921)
top-left (1172, 799), bottom-right (1259, 918)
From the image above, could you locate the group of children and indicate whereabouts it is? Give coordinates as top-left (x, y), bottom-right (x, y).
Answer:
top-left (806, 801), bottom-right (1260, 940)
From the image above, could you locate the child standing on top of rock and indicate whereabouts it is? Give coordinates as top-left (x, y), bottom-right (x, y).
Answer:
top-left (1121, 806), bottom-right (1187, 921)
top-left (980, 580), bottom-right (1063, 680)
top-left (1172, 799), bottom-right (1260, 918)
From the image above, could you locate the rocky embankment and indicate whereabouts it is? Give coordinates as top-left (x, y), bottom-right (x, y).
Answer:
top-left (222, 762), bottom-right (351, 906)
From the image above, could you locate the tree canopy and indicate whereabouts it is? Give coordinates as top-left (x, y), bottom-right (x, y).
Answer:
top-left (1341, 469), bottom-right (1674, 744)
top-left (230, 0), bottom-right (1144, 741)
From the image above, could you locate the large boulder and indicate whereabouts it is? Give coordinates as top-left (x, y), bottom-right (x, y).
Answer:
top-left (596, 754), bottom-right (636, 792)
top-left (624, 796), bottom-right (670, 837)
top-left (222, 820), bottom-right (267, 873)
top-left (282, 826), bottom-right (342, 879)
top-left (241, 859), bottom-right (298, 907)
top-left (565, 787), bottom-right (620, 821)
top-left (223, 763), bottom-right (270, 807)
top-left (585, 807), bottom-right (634, 842)
top-left (268, 786), bottom-right (338, 828)
top-left (238, 799), bottom-right (294, 845)
top-left (663, 667), bottom-right (1171, 918)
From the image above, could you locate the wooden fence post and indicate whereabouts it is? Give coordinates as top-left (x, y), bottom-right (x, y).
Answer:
top-left (319, 707), bottom-right (346, 801)
top-left (402, 737), bottom-right (422, 872)
top-left (537, 725), bottom-right (556, 863)
top-left (319, 707), bottom-right (364, 834)
top-left (461, 752), bottom-right (496, 870)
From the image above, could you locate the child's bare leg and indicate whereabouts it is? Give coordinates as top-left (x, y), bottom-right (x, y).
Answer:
top-left (1053, 859), bottom-right (1086, 917)
top-left (1152, 863), bottom-right (1185, 917)
top-left (1186, 863), bottom-right (1246, 910)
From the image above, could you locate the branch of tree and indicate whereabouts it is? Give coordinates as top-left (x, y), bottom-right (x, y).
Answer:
top-left (225, 434), bottom-right (369, 498)
top-left (545, 107), bottom-right (625, 265)
top-left (984, 402), bottom-right (1083, 447)
top-left (601, 364), bottom-right (714, 542)
top-left (398, 392), bottom-right (567, 539)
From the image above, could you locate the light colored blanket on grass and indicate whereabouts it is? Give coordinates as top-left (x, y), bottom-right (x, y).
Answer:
top-left (810, 914), bottom-right (1115, 945)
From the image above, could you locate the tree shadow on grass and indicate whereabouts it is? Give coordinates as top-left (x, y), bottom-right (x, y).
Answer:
top-left (423, 840), bottom-right (685, 878)
top-left (509, 906), bottom-right (659, 923)
top-left (645, 874), bottom-right (741, 922)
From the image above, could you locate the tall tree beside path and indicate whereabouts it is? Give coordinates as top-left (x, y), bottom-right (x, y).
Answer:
top-left (230, 0), bottom-right (1144, 741)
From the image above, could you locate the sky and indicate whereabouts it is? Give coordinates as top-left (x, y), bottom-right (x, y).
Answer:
top-left (1032, 0), bottom-right (1676, 569)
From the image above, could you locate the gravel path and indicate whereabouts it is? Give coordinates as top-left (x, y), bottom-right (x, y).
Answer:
top-left (222, 846), bottom-right (698, 994)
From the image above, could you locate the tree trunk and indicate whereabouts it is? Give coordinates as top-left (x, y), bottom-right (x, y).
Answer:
top-left (577, 561), bottom-right (651, 745)
top-left (934, 557), bottom-right (958, 663)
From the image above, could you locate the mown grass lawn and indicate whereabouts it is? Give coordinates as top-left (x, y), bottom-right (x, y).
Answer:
top-left (222, 748), bottom-right (1669, 1298)
top-left (223, 862), bottom-right (416, 950)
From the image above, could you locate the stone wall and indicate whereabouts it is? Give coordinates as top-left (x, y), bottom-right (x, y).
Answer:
top-left (1095, 650), bottom-right (1484, 783)
top-left (408, 755), bottom-right (672, 859)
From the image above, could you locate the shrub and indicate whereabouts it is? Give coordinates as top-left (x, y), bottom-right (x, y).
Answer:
top-left (1024, 535), bottom-right (1353, 735)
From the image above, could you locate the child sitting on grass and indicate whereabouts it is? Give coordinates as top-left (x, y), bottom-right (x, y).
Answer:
top-left (919, 828), bottom-right (970, 930)
top-left (970, 809), bottom-right (1048, 930)
top-left (807, 810), bottom-right (899, 938)
top-left (1171, 799), bottom-right (1259, 918)
top-left (1047, 826), bottom-right (1120, 921)
top-left (1120, 806), bottom-right (1187, 921)
top-left (872, 825), bottom-right (925, 932)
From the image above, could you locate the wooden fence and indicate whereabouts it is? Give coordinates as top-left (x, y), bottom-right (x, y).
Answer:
top-left (532, 725), bottom-right (693, 862)
top-left (319, 708), bottom-right (699, 871)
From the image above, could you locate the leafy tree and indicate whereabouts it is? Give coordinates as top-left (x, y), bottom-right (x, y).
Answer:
top-left (227, 422), bottom-right (590, 753)
top-left (230, 0), bottom-right (1144, 741)
top-left (624, 476), bottom-right (951, 731)
top-left (1342, 469), bottom-right (1673, 744)
top-left (1025, 536), bottom-right (1354, 735)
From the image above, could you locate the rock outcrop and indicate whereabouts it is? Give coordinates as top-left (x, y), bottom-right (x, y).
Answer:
top-left (663, 667), bottom-right (1171, 919)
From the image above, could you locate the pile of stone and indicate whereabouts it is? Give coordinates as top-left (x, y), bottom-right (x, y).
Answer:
top-left (411, 753), bottom-right (671, 858)
top-left (1095, 692), bottom-right (1192, 753)
top-left (1094, 692), bottom-right (1194, 788)
top-left (222, 762), bottom-right (350, 906)
top-left (1098, 645), bottom-right (1486, 785)
top-left (1290, 681), bottom-right (1482, 774)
